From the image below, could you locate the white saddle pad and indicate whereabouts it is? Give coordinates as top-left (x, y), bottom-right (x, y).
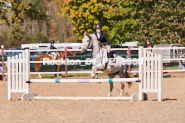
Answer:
top-left (48, 52), bottom-right (59, 60)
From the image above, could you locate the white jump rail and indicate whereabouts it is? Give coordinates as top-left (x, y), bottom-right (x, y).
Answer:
top-left (29, 78), bottom-right (139, 83)
top-left (33, 96), bottom-right (138, 101)
top-left (7, 46), bottom-right (163, 102)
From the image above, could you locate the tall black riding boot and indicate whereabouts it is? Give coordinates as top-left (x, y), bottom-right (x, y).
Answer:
top-left (55, 65), bottom-right (57, 77)
top-left (107, 53), bottom-right (111, 59)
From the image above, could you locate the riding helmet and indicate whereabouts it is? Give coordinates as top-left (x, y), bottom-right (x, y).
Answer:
top-left (50, 40), bottom-right (55, 43)
top-left (146, 37), bottom-right (150, 41)
top-left (95, 23), bottom-right (102, 29)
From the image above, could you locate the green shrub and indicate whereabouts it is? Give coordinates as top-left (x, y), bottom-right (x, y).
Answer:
top-left (31, 32), bottom-right (48, 43)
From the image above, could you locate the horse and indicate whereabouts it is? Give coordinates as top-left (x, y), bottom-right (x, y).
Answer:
top-left (81, 33), bottom-right (131, 97)
top-left (34, 47), bottom-right (76, 78)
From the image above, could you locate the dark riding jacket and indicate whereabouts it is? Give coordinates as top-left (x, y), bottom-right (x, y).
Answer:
top-left (94, 31), bottom-right (110, 46)
top-left (144, 42), bottom-right (153, 48)
top-left (48, 44), bottom-right (56, 54)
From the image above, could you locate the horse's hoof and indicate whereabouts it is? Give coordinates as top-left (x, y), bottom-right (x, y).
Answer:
top-left (58, 76), bottom-right (62, 78)
top-left (95, 76), bottom-right (98, 79)
top-left (91, 75), bottom-right (95, 78)
top-left (108, 92), bottom-right (111, 97)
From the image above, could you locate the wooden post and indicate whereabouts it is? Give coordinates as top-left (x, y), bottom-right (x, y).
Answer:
top-left (1, 45), bottom-right (4, 80)
top-left (65, 47), bottom-right (67, 79)
top-left (128, 46), bottom-right (131, 77)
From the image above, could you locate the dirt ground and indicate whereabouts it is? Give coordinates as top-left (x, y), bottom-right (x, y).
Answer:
top-left (0, 73), bottom-right (185, 123)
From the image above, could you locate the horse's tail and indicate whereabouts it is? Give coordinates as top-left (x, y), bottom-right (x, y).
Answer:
top-left (119, 64), bottom-right (132, 88)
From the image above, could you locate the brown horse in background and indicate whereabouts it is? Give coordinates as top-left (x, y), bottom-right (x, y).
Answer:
top-left (34, 47), bottom-right (76, 78)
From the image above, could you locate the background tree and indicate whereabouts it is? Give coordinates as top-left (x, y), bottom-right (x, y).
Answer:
top-left (0, 0), bottom-right (75, 48)
top-left (1, 0), bottom-right (185, 48)
top-left (62, 0), bottom-right (111, 42)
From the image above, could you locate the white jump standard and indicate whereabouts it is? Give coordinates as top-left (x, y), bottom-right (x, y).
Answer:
top-left (7, 46), bottom-right (163, 102)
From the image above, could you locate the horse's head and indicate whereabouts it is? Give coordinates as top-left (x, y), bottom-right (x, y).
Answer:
top-left (67, 47), bottom-right (76, 57)
top-left (81, 33), bottom-right (97, 52)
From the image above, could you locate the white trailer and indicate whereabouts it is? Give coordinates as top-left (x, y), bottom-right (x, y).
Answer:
top-left (153, 44), bottom-right (182, 63)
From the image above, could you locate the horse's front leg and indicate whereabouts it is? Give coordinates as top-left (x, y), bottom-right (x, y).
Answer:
top-left (57, 65), bottom-right (62, 78)
top-left (38, 74), bottom-right (42, 78)
top-left (91, 66), bottom-right (96, 78)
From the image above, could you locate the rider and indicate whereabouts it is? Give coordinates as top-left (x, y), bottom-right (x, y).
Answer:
top-left (94, 23), bottom-right (113, 58)
top-left (49, 40), bottom-right (58, 60)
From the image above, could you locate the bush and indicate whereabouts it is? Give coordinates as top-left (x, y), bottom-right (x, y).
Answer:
top-left (31, 32), bottom-right (48, 43)
top-left (65, 36), bottom-right (78, 43)
top-left (0, 31), bottom-right (13, 48)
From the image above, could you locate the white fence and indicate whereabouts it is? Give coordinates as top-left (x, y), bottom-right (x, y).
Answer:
top-left (1, 47), bottom-right (185, 77)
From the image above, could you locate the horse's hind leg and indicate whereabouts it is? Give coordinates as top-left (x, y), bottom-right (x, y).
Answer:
top-left (107, 74), bottom-right (116, 97)
top-left (108, 82), bottom-right (113, 97)
top-left (55, 64), bottom-right (63, 78)
top-left (120, 82), bottom-right (125, 96)
top-left (35, 63), bottom-right (42, 78)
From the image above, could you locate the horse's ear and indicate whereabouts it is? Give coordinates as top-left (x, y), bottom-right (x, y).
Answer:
top-left (86, 33), bottom-right (91, 38)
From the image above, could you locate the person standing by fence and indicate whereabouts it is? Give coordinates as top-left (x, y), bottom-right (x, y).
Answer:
top-left (126, 50), bottom-right (132, 72)
top-left (179, 50), bottom-right (185, 70)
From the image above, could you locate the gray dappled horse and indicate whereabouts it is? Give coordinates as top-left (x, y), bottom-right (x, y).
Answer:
top-left (81, 33), bottom-right (131, 97)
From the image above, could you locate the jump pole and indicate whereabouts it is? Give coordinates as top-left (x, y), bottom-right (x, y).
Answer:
top-left (1, 45), bottom-right (4, 81)
top-left (28, 78), bottom-right (140, 83)
top-left (33, 96), bottom-right (138, 101)
top-left (23, 78), bottom-right (140, 101)
top-left (65, 47), bottom-right (67, 79)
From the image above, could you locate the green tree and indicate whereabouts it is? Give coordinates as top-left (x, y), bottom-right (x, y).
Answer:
top-left (132, 0), bottom-right (185, 46)
top-left (9, 22), bottom-right (24, 47)
top-left (0, 0), bottom-right (32, 26)
top-left (102, 0), bottom-right (143, 44)
top-left (62, 0), bottom-right (111, 42)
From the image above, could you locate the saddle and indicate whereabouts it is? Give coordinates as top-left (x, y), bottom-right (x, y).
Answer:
top-left (102, 44), bottom-right (111, 53)
top-left (48, 52), bottom-right (60, 60)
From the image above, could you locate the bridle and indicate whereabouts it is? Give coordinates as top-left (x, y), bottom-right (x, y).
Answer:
top-left (82, 38), bottom-right (91, 49)
top-left (82, 35), bottom-right (101, 59)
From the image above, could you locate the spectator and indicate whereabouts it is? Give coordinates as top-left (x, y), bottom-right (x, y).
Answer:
top-left (144, 37), bottom-right (153, 48)
top-left (126, 50), bottom-right (132, 71)
top-left (179, 50), bottom-right (185, 70)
